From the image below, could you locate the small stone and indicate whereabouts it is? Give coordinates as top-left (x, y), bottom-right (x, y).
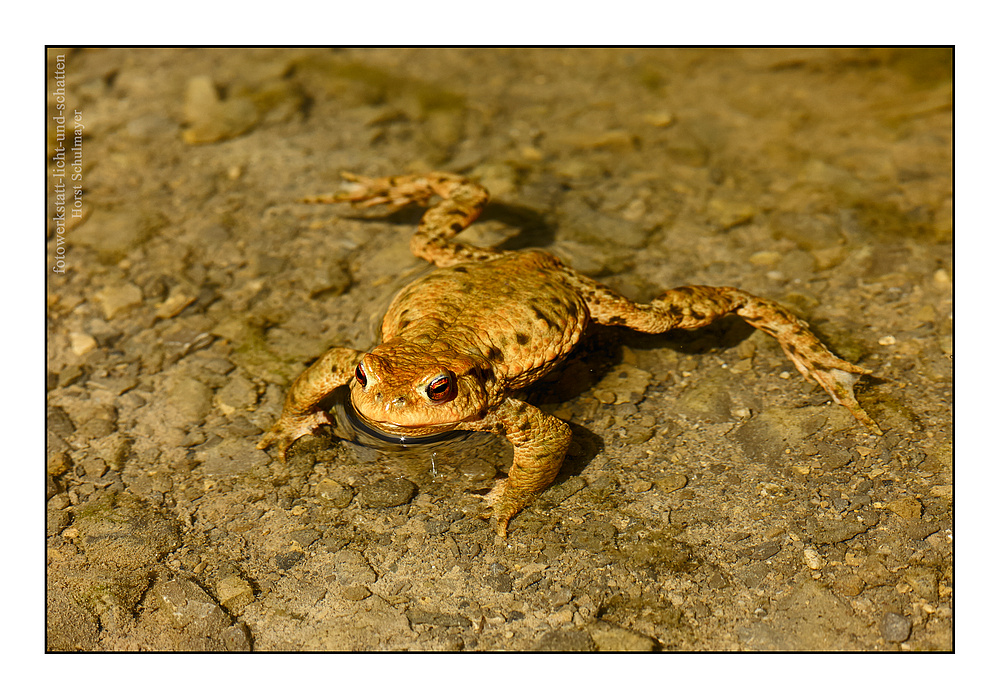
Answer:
top-left (656, 473), bottom-right (687, 494)
top-left (594, 389), bottom-right (617, 405)
top-left (155, 292), bottom-right (197, 319)
top-left (588, 622), bottom-right (658, 651)
top-left (165, 376), bottom-right (214, 425)
top-left (880, 612), bottom-right (912, 642)
top-left (341, 585), bottom-right (372, 601)
top-left (484, 573), bottom-right (513, 593)
top-left (69, 332), bottom-right (98, 356)
top-left (811, 520), bottom-right (868, 545)
top-left (157, 579), bottom-right (229, 636)
top-left (358, 477), bottom-right (417, 508)
top-left (739, 542), bottom-right (781, 561)
top-left (405, 608), bottom-right (471, 628)
top-left (317, 478), bottom-right (353, 508)
top-left (887, 496), bottom-right (922, 519)
top-left (903, 567), bottom-right (940, 601)
top-left (858, 558), bottom-right (893, 586)
top-left (535, 629), bottom-right (597, 651)
top-left (749, 251), bottom-right (783, 266)
top-left (81, 457), bottom-right (108, 479)
top-left (215, 374), bottom-right (258, 415)
top-left (832, 572), bottom-right (865, 597)
top-left (333, 549), bottom-right (377, 585)
top-left (216, 575), bottom-right (254, 612)
top-left (590, 364), bottom-right (652, 405)
top-left (643, 111), bottom-right (674, 128)
top-left (47, 451), bottom-right (73, 477)
top-left (182, 76), bottom-right (258, 144)
top-left (221, 623), bottom-right (253, 651)
top-left (631, 480), bottom-right (653, 493)
top-left (287, 529), bottom-right (321, 548)
top-left (275, 550), bottom-right (304, 571)
top-left (47, 507), bottom-right (72, 537)
top-left (98, 282), bottom-right (144, 320)
top-left (803, 547), bottom-right (825, 570)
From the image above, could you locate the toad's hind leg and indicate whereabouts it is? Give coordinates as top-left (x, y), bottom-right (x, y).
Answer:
top-left (304, 172), bottom-right (499, 267)
top-left (570, 277), bottom-right (881, 433)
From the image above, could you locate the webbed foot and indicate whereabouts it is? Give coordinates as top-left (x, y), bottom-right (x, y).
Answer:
top-left (256, 411), bottom-right (331, 462)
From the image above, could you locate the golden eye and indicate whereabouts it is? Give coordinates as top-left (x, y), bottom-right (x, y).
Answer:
top-left (425, 372), bottom-right (456, 403)
top-left (355, 363), bottom-right (367, 388)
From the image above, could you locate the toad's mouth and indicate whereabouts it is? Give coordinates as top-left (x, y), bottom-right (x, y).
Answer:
top-left (341, 395), bottom-right (463, 447)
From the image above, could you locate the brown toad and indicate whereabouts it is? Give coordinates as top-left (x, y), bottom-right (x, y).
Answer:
top-left (258, 172), bottom-right (880, 536)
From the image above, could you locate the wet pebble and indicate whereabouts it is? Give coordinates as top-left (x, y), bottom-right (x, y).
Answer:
top-left (81, 457), bottom-right (109, 479)
top-left (165, 375), bottom-right (214, 425)
top-left (832, 572), bottom-right (865, 597)
top-left (216, 374), bottom-right (258, 413)
top-left (97, 282), bottom-right (143, 320)
top-left (333, 549), bottom-right (377, 585)
top-left (47, 507), bottom-right (72, 537)
top-left (47, 406), bottom-right (76, 439)
top-left (676, 370), bottom-right (733, 422)
top-left (903, 567), bottom-right (940, 601)
top-left (535, 629), bottom-right (596, 651)
top-left (739, 541), bottom-right (781, 561)
top-left (216, 575), bottom-right (254, 612)
top-left (275, 551), bottom-right (304, 571)
top-left (811, 520), bottom-right (868, 545)
top-left (358, 477), bottom-right (417, 508)
top-left (879, 612), bottom-right (912, 642)
top-left (803, 547), bottom-right (825, 570)
top-left (341, 585), bottom-right (372, 601)
top-left (538, 475), bottom-right (587, 506)
top-left (484, 573), bottom-right (513, 593)
top-left (69, 332), bottom-right (98, 356)
top-left (887, 496), bottom-right (923, 519)
top-left (405, 608), bottom-right (471, 628)
top-left (569, 521), bottom-right (618, 552)
top-left (587, 622), bottom-right (658, 651)
top-left (221, 623), bottom-right (253, 652)
top-left (182, 76), bottom-right (258, 144)
top-left (157, 578), bottom-right (230, 636)
top-left (317, 478), bottom-right (353, 508)
top-left (287, 529), bottom-right (321, 548)
top-left (656, 473), bottom-right (687, 494)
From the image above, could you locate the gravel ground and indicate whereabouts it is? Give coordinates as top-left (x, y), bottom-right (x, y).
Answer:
top-left (46, 47), bottom-right (952, 651)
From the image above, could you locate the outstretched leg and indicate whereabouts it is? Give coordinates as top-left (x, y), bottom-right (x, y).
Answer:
top-left (257, 347), bottom-right (366, 461)
top-left (567, 275), bottom-right (880, 433)
top-left (303, 172), bottom-right (498, 267)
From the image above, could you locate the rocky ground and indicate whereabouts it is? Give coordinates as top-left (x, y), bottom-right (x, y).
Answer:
top-left (46, 47), bottom-right (952, 651)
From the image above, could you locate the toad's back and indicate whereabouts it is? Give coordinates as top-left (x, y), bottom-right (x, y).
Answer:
top-left (381, 250), bottom-right (589, 388)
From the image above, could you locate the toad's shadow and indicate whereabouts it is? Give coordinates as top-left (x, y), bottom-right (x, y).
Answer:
top-left (343, 199), bottom-right (557, 250)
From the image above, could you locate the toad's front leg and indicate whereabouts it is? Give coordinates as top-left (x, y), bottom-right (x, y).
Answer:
top-left (478, 398), bottom-right (573, 538)
top-left (257, 347), bottom-right (365, 462)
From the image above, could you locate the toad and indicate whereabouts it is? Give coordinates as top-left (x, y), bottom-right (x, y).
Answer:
top-left (258, 172), bottom-right (880, 537)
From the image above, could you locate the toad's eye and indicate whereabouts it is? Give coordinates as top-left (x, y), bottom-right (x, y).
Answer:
top-left (355, 363), bottom-right (367, 388)
top-left (425, 372), bottom-right (456, 403)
